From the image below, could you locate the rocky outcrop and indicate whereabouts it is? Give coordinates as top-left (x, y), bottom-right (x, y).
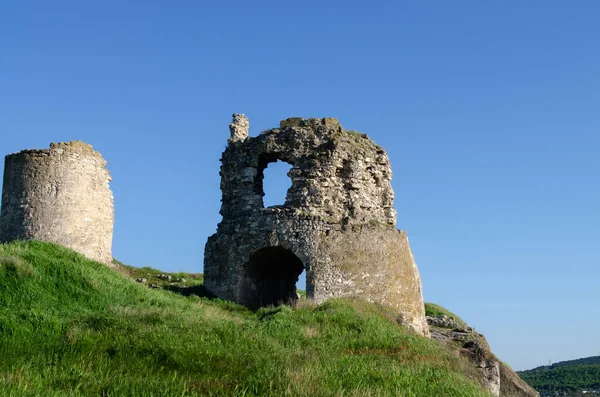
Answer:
top-left (499, 365), bottom-right (543, 397)
top-left (428, 316), bottom-right (539, 397)
top-left (204, 115), bottom-right (429, 336)
top-left (427, 314), bottom-right (462, 329)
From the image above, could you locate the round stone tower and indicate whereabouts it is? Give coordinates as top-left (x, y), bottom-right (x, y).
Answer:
top-left (204, 115), bottom-right (429, 336)
top-left (0, 141), bottom-right (114, 265)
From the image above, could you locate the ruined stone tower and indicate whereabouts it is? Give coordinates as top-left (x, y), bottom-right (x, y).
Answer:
top-left (204, 115), bottom-right (429, 336)
top-left (0, 141), bottom-right (114, 265)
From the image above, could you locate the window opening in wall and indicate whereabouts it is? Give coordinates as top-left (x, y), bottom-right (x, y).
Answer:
top-left (242, 246), bottom-right (305, 309)
top-left (262, 160), bottom-right (293, 207)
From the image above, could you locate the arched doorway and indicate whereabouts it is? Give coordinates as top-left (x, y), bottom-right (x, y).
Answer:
top-left (241, 246), bottom-right (305, 309)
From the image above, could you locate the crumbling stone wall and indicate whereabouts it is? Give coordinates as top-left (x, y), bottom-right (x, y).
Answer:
top-left (0, 141), bottom-right (114, 265)
top-left (220, 115), bottom-right (396, 225)
top-left (204, 115), bottom-right (429, 336)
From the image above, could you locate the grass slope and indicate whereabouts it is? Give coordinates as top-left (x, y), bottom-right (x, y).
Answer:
top-left (518, 357), bottom-right (600, 395)
top-left (119, 261), bottom-right (203, 288)
top-left (0, 241), bottom-right (490, 396)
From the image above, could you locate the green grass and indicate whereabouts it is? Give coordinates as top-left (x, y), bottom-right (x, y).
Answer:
top-left (424, 302), bottom-right (467, 328)
top-left (118, 261), bottom-right (204, 288)
top-left (0, 241), bottom-right (491, 396)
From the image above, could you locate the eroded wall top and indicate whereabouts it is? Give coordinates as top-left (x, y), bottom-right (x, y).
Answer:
top-left (219, 114), bottom-right (397, 226)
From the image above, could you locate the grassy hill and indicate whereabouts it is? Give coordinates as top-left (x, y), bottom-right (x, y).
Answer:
top-left (0, 241), bottom-right (492, 396)
top-left (518, 357), bottom-right (600, 396)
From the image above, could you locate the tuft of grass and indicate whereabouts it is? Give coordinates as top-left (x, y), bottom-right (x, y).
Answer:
top-left (0, 255), bottom-right (37, 278)
top-left (424, 302), bottom-right (467, 328)
top-left (0, 241), bottom-right (491, 396)
top-left (345, 129), bottom-right (364, 136)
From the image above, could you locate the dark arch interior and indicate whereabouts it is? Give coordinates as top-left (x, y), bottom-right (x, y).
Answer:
top-left (242, 246), bottom-right (304, 309)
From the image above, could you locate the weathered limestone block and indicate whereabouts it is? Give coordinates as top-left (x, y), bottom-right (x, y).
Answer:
top-left (464, 340), bottom-right (502, 397)
top-left (229, 113), bottom-right (249, 143)
top-left (204, 116), bottom-right (429, 337)
top-left (0, 141), bottom-right (114, 265)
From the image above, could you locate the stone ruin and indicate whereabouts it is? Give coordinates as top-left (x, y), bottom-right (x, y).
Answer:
top-left (0, 122), bottom-right (428, 335)
top-left (0, 125), bottom-right (540, 396)
top-left (0, 141), bottom-right (114, 265)
top-left (204, 115), bottom-right (429, 336)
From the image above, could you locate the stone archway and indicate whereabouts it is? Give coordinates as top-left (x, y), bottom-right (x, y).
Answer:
top-left (241, 246), bottom-right (304, 309)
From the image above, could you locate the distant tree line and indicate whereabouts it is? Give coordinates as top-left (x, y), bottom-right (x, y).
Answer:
top-left (518, 361), bottom-right (600, 395)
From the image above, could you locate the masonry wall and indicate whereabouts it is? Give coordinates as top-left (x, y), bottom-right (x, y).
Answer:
top-left (0, 141), bottom-right (114, 264)
top-left (320, 226), bottom-right (429, 337)
top-left (205, 210), bottom-right (429, 336)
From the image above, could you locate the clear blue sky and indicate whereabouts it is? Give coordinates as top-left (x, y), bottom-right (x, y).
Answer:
top-left (2, 1), bottom-right (599, 371)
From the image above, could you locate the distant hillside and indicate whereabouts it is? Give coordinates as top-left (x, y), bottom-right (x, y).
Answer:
top-left (518, 356), bottom-right (600, 396)
top-left (0, 241), bottom-right (493, 396)
top-left (549, 356), bottom-right (600, 368)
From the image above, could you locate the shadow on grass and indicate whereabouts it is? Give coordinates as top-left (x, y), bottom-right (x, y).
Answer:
top-left (164, 285), bottom-right (304, 315)
top-left (163, 284), bottom-right (216, 299)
